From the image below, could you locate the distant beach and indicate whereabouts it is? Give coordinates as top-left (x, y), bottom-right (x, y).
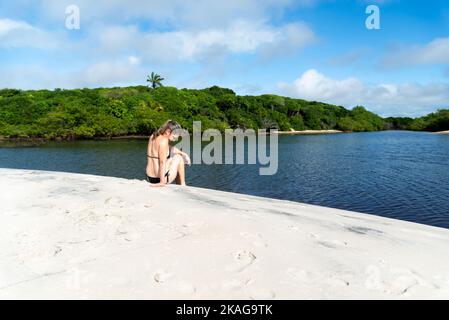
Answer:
top-left (274, 130), bottom-right (344, 135)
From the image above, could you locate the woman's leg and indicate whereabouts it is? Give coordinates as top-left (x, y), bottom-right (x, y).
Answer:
top-left (175, 159), bottom-right (185, 185)
top-left (167, 154), bottom-right (186, 185)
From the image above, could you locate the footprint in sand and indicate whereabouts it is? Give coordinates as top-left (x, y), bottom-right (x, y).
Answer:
top-left (386, 268), bottom-right (435, 296)
top-left (310, 233), bottom-right (348, 248)
top-left (182, 221), bottom-right (205, 228)
top-left (240, 232), bottom-right (268, 248)
top-left (365, 265), bottom-right (439, 296)
top-left (152, 271), bottom-right (196, 294)
top-left (104, 197), bottom-right (126, 208)
top-left (389, 275), bottom-right (420, 296)
top-left (325, 276), bottom-right (350, 287)
top-left (225, 250), bottom-right (257, 273)
top-left (286, 268), bottom-right (350, 287)
top-left (153, 270), bottom-right (173, 284)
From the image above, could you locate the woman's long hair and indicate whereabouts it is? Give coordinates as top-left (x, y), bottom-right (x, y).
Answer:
top-left (151, 120), bottom-right (182, 140)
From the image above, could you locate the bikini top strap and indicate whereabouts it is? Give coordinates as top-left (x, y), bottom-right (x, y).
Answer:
top-left (147, 151), bottom-right (170, 159)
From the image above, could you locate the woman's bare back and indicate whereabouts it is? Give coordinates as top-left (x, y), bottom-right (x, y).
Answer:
top-left (146, 135), bottom-right (168, 177)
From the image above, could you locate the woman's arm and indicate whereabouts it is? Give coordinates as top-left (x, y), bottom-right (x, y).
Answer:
top-left (170, 146), bottom-right (190, 158)
top-left (170, 146), bottom-right (191, 166)
top-left (170, 146), bottom-right (183, 155)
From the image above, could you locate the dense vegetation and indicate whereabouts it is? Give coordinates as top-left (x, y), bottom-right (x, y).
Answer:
top-left (385, 110), bottom-right (449, 132)
top-left (0, 86), bottom-right (447, 140)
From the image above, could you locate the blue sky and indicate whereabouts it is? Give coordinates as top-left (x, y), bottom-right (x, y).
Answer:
top-left (1, 0), bottom-right (449, 117)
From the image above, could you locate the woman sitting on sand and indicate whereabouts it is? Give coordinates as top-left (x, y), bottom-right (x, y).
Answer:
top-left (146, 120), bottom-right (190, 187)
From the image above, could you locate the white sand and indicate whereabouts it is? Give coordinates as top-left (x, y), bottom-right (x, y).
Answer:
top-left (1, 168), bottom-right (449, 300)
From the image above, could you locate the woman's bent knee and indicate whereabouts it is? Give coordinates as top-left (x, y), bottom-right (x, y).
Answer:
top-left (173, 154), bottom-right (184, 166)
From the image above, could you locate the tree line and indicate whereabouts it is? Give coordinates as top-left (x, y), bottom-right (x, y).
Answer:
top-left (0, 85), bottom-right (447, 140)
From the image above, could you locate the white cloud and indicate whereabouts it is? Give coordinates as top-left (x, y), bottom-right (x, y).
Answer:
top-left (127, 55), bottom-right (141, 66)
top-left (80, 58), bottom-right (145, 87)
top-left (232, 83), bottom-right (264, 95)
top-left (279, 69), bottom-right (449, 117)
top-left (0, 18), bottom-right (30, 34)
top-left (257, 22), bottom-right (317, 59)
top-left (0, 56), bottom-right (146, 89)
top-left (94, 20), bottom-right (316, 63)
top-left (0, 1), bottom-right (317, 90)
top-left (383, 37), bottom-right (449, 67)
top-left (0, 18), bottom-right (61, 49)
top-left (35, 0), bottom-right (313, 28)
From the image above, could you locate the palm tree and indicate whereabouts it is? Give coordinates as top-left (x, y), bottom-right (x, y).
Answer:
top-left (146, 72), bottom-right (165, 89)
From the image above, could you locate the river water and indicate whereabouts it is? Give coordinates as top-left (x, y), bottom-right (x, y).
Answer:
top-left (1, 131), bottom-right (448, 229)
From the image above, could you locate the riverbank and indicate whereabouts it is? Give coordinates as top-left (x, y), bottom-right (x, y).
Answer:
top-left (0, 130), bottom-right (344, 144)
top-left (1, 168), bottom-right (449, 299)
top-left (0, 131), bottom-right (342, 145)
top-left (0, 135), bottom-right (149, 144)
top-left (435, 130), bottom-right (449, 134)
top-left (275, 129), bottom-right (344, 135)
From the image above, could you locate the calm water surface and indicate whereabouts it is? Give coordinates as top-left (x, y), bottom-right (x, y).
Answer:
top-left (1, 131), bottom-right (449, 229)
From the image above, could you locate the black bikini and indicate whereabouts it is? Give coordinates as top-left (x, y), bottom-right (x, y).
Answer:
top-left (146, 151), bottom-right (170, 184)
top-left (146, 173), bottom-right (169, 184)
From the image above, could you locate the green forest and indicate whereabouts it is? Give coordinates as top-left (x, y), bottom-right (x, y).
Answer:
top-left (0, 85), bottom-right (448, 140)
